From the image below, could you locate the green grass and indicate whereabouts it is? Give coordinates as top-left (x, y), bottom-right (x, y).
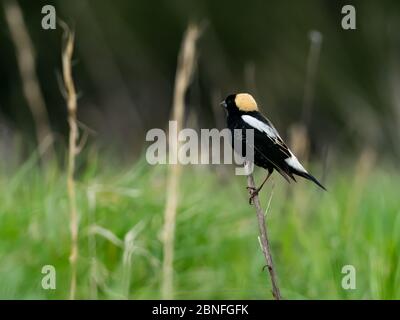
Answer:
top-left (0, 154), bottom-right (399, 299)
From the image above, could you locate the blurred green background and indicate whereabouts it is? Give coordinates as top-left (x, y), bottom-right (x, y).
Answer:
top-left (0, 0), bottom-right (399, 299)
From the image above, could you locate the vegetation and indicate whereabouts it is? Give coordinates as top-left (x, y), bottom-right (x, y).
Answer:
top-left (1, 1), bottom-right (399, 300)
top-left (1, 150), bottom-right (399, 299)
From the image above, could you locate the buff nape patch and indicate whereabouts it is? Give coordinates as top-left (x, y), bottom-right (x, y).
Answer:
top-left (235, 93), bottom-right (258, 111)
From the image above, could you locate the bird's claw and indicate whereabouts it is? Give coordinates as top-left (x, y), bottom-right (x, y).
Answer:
top-left (248, 187), bottom-right (259, 205)
top-left (262, 265), bottom-right (271, 272)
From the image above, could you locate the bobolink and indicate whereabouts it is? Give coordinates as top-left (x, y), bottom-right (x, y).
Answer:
top-left (221, 93), bottom-right (326, 201)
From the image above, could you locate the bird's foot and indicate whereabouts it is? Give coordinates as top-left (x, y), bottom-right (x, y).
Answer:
top-left (246, 186), bottom-right (259, 205)
top-left (262, 265), bottom-right (272, 272)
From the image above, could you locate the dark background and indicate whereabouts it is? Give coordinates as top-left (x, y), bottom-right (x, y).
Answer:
top-left (1, 0), bottom-right (400, 163)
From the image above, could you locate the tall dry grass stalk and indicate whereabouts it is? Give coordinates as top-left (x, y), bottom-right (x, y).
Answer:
top-left (61, 26), bottom-right (79, 300)
top-left (161, 23), bottom-right (202, 299)
top-left (246, 164), bottom-right (281, 300)
top-left (302, 30), bottom-right (323, 125)
top-left (3, 0), bottom-right (55, 164)
top-left (290, 31), bottom-right (323, 161)
top-left (345, 149), bottom-right (376, 220)
top-left (87, 187), bottom-right (98, 299)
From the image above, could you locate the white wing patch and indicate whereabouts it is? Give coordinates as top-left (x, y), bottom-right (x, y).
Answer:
top-left (241, 115), bottom-right (278, 138)
top-left (285, 152), bottom-right (307, 173)
top-left (241, 114), bottom-right (308, 173)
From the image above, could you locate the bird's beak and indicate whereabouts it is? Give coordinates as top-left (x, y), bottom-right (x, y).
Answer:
top-left (220, 101), bottom-right (227, 108)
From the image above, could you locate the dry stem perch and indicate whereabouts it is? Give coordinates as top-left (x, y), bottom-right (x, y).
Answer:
top-left (3, 0), bottom-right (55, 163)
top-left (246, 166), bottom-right (282, 300)
top-left (61, 27), bottom-right (79, 300)
top-left (161, 23), bottom-right (202, 299)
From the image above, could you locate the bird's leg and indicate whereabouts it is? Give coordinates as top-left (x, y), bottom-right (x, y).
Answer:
top-left (247, 172), bottom-right (271, 204)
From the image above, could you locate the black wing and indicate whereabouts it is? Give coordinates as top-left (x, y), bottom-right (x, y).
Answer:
top-left (237, 111), bottom-right (326, 190)
top-left (230, 112), bottom-right (294, 180)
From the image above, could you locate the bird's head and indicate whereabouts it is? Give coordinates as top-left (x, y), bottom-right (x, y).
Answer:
top-left (220, 93), bottom-right (258, 114)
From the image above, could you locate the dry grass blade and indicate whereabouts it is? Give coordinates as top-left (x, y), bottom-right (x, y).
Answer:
top-left (60, 25), bottom-right (79, 300)
top-left (88, 225), bottom-right (124, 248)
top-left (3, 0), bottom-right (55, 164)
top-left (161, 23), bottom-right (202, 300)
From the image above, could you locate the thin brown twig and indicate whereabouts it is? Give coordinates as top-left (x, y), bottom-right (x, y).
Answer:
top-left (60, 25), bottom-right (79, 300)
top-left (3, 0), bottom-right (55, 164)
top-left (161, 23), bottom-right (202, 300)
top-left (246, 164), bottom-right (281, 300)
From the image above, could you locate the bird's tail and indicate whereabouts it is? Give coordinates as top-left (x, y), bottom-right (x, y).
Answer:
top-left (295, 171), bottom-right (327, 191)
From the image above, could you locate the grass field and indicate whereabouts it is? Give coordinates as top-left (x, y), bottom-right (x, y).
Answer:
top-left (0, 150), bottom-right (399, 300)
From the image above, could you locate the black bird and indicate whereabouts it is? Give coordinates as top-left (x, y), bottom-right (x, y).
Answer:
top-left (221, 93), bottom-right (326, 202)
